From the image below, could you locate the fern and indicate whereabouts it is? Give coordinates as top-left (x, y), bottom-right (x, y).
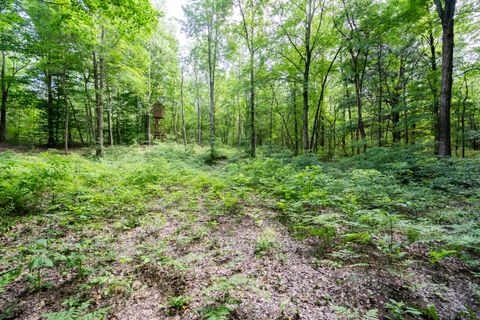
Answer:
top-left (0, 268), bottom-right (21, 293)
top-left (363, 309), bottom-right (379, 320)
top-left (43, 304), bottom-right (110, 320)
top-left (201, 305), bottom-right (231, 320)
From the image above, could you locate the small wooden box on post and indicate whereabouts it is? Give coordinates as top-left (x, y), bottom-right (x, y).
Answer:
top-left (152, 102), bottom-right (166, 140)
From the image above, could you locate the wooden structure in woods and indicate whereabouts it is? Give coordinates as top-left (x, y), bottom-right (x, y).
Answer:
top-left (152, 102), bottom-right (166, 140)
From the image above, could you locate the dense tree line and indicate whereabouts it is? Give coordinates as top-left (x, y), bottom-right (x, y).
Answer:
top-left (0, 0), bottom-right (479, 158)
top-left (0, 0), bottom-right (178, 155)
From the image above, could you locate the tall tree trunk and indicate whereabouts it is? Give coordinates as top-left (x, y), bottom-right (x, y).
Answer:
top-left (225, 103), bottom-right (231, 145)
top-left (84, 99), bottom-right (92, 144)
top-left (471, 117), bottom-right (478, 150)
top-left (348, 111), bottom-right (354, 155)
top-left (391, 106), bottom-right (401, 143)
top-left (116, 112), bottom-right (122, 144)
top-left (146, 60), bottom-right (152, 146)
top-left (269, 105), bottom-right (273, 144)
top-left (341, 108), bottom-right (346, 155)
top-left (434, 0), bottom-right (456, 157)
top-left (272, 84), bottom-right (294, 148)
top-left (0, 51), bottom-right (7, 142)
top-left (197, 96), bottom-right (201, 145)
top-left (173, 110), bottom-right (178, 143)
top-left (394, 61), bottom-right (405, 144)
top-left (47, 68), bottom-right (54, 146)
top-left (310, 47), bottom-right (340, 150)
top-left (55, 83), bottom-right (60, 143)
top-left (377, 45), bottom-right (383, 147)
top-left (350, 49), bottom-right (367, 153)
top-left (455, 108), bottom-right (460, 156)
top-left (237, 96), bottom-right (242, 147)
top-left (331, 109), bottom-right (337, 158)
top-left (320, 116), bottom-right (325, 148)
top-left (180, 66), bottom-right (187, 147)
top-left (195, 66), bottom-right (202, 145)
top-left (461, 76), bottom-right (468, 158)
top-left (293, 86), bottom-right (299, 156)
top-left (83, 73), bottom-right (95, 144)
top-left (428, 30), bottom-right (440, 154)
top-left (146, 113), bottom-right (151, 145)
top-left (93, 50), bottom-right (104, 156)
top-left (62, 67), bottom-right (69, 154)
top-left (207, 23), bottom-right (216, 158)
top-left (107, 108), bottom-right (113, 147)
top-left (68, 98), bottom-right (84, 146)
top-left (386, 58), bottom-right (404, 145)
top-left (354, 72), bottom-right (366, 153)
top-left (239, 0), bottom-right (256, 156)
top-left (403, 82), bottom-right (409, 144)
top-left (107, 87), bottom-right (113, 147)
top-left (250, 51), bottom-right (256, 157)
top-left (344, 78), bottom-right (355, 156)
top-left (94, 27), bottom-right (105, 156)
top-left (302, 61), bottom-right (310, 152)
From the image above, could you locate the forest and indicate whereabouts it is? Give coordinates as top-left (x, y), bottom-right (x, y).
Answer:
top-left (0, 0), bottom-right (479, 319)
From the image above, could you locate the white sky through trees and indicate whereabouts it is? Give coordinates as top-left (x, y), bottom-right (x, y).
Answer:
top-left (154, 0), bottom-right (190, 52)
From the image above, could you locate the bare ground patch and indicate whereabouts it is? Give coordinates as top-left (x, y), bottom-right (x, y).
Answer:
top-left (1, 197), bottom-right (479, 319)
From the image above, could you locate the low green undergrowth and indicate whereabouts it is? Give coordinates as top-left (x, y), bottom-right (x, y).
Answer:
top-left (227, 146), bottom-right (480, 268)
top-left (0, 144), bottom-right (228, 224)
top-left (0, 143), bottom-right (478, 317)
top-left (0, 144), bottom-right (232, 317)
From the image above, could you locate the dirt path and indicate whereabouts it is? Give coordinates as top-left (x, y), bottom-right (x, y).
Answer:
top-left (89, 199), bottom-right (480, 319)
top-left (109, 204), bottom-right (343, 319)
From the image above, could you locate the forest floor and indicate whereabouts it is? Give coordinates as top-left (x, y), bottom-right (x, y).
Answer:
top-left (0, 144), bottom-right (479, 320)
